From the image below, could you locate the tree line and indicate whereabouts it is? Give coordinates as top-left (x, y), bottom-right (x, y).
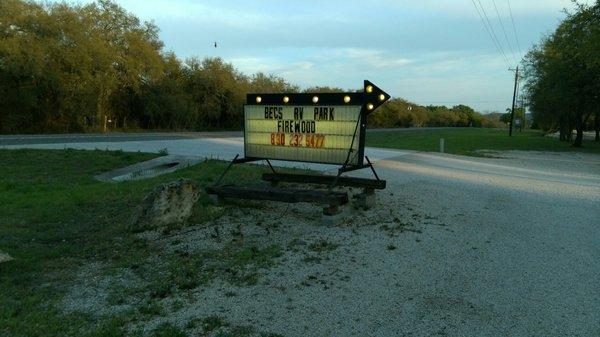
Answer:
top-left (523, 1), bottom-right (600, 146)
top-left (369, 101), bottom-right (506, 128)
top-left (1, 0), bottom-right (500, 134)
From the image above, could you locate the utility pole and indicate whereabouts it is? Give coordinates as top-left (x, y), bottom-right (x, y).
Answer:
top-left (508, 66), bottom-right (519, 137)
top-left (519, 99), bottom-right (524, 132)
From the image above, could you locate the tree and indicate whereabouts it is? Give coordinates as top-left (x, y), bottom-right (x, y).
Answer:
top-left (523, 1), bottom-right (600, 146)
top-left (0, 0), bottom-right (165, 133)
top-left (0, 0), bottom-right (495, 134)
top-left (250, 73), bottom-right (299, 93)
top-left (451, 105), bottom-right (483, 127)
top-left (500, 110), bottom-right (512, 125)
top-left (368, 99), bottom-right (430, 128)
top-left (303, 86), bottom-right (346, 93)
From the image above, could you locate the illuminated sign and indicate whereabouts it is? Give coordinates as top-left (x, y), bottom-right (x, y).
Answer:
top-left (244, 81), bottom-right (389, 166)
top-left (245, 104), bottom-right (362, 165)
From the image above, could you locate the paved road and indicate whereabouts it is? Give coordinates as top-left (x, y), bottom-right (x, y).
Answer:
top-left (0, 131), bottom-right (243, 146)
top-left (0, 127), bottom-right (456, 146)
top-left (0, 133), bottom-right (412, 172)
top-left (2, 132), bottom-right (599, 336)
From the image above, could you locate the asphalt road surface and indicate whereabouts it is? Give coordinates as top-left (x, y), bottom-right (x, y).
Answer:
top-left (0, 131), bottom-right (242, 145)
top-left (2, 132), bottom-right (599, 336)
top-left (0, 127), bottom-right (455, 146)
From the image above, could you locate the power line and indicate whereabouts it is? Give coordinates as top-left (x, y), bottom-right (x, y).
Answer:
top-left (471, 0), bottom-right (510, 67)
top-left (491, 0), bottom-right (516, 62)
top-left (471, 0), bottom-right (504, 62)
top-left (477, 0), bottom-right (510, 64)
top-left (506, 0), bottom-right (522, 57)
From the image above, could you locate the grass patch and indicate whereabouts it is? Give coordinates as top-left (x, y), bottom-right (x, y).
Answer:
top-left (185, 316), bottom-right (268, 337)
top-left (366, 128), bottom-right (600, 156)
top-left (308, 239), bottom-right (339, 252)
top-left (151, 323), bottom-right (188, 337)
top-left (0, 149), bottom-right (286, 337)
top-left (202, 244), bottom-right (283, 286)
top-left (201, 315), bottom-right (229, 332)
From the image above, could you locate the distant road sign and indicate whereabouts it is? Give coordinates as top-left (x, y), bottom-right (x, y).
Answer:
top-left (244, 80), bottom-right (389, 166)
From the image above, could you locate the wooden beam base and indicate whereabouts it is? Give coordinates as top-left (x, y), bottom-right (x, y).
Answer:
top-left (262, 173), bottom-right (386, 190)
top-left (206, 185), bottom-right (349, 212)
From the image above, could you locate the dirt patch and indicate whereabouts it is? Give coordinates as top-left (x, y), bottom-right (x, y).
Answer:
top-left (61, 186), bottom-right (437, 336)
top-left (62, 262), bottom-right (146, 317)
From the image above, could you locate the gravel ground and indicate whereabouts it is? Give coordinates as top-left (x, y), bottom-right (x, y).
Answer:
top-left (64, 150), bottom-right (600, 336)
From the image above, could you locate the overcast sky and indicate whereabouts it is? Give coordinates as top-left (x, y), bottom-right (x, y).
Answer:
top-left (53, 0), bottom-right (592, 112)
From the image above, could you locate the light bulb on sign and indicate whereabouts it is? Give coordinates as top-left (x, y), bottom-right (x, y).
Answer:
top-left (283, 96), bottom-right (290, 103)
top-left (367, 103), bottom-right (374, 110)
top-left (256, 96), bottom-right (262, 103)
top-left (344, 96), bottom-right (351, 103)
top-left (379, 94), bottom-right (385, 101)
top-left (366, 85), bottom-right (373, 93)
top-left (312, 96), bottom-right (319, 103)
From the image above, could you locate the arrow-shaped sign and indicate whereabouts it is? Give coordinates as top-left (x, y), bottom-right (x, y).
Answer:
top-left (246, 79), bottom-right (390, 113)
top-left (363, 80), bottom-right (390, 114)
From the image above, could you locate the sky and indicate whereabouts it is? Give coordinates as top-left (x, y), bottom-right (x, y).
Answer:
top-left (51, 0), bottom-right (593, 112)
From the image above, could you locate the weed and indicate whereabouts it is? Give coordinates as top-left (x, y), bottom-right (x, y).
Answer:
top-left (137, 299), bottom-right (163, 316)
top-left (148, 281), bottom-right (172, 299)
top-left (261, 333), bottom-right (285, 337)
top-left (302, 254), bottom-right (322, 263)
top-left (231, 325), bottom-right (256, 335)
top-left (308, 239), bottom-right (339, 252)
top-left (151, 322), bottom-right (188, 337)
top-left (224, 291), bottom-right (237, 297)
top-left (106, 287), bottom-right (134, 306)
top-left (202, 315), bottom-right (229, 332)
top-left (170, 259), bottom-right (200, 286)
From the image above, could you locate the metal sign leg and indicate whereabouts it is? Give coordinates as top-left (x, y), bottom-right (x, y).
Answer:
top-left (215, 154), bottom-right (240, 185)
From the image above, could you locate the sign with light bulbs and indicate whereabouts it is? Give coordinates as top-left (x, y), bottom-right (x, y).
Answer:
top-left (244, 80), bottom-right (390, 166)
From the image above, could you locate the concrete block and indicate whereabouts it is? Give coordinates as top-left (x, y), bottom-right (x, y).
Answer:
top-left (208, 193), bottom-right (223, 205)
top-left (355, 188), bottom-right (376, 209)
top-left (322, 210), bottom-right (345, 226)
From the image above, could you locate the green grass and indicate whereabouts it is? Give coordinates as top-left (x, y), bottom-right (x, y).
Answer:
top-left (0, 149), bottom-right (288, 337)
top-left (366, 128), bottom-right (600, 156)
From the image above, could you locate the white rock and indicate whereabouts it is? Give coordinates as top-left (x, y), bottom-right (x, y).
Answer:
top-left (129, 179), bottom-right (201, 232)
top-left (0, 252), bottom-right (14, 264)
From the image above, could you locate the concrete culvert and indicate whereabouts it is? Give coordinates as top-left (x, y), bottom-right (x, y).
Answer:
top-left (95, 155), bottom-right (202, 182)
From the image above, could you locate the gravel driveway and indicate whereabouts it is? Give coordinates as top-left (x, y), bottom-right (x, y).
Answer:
top-left (7, 136), bottom-right (600, 336)
top-left (83, 150), bottom-right (597, 337)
